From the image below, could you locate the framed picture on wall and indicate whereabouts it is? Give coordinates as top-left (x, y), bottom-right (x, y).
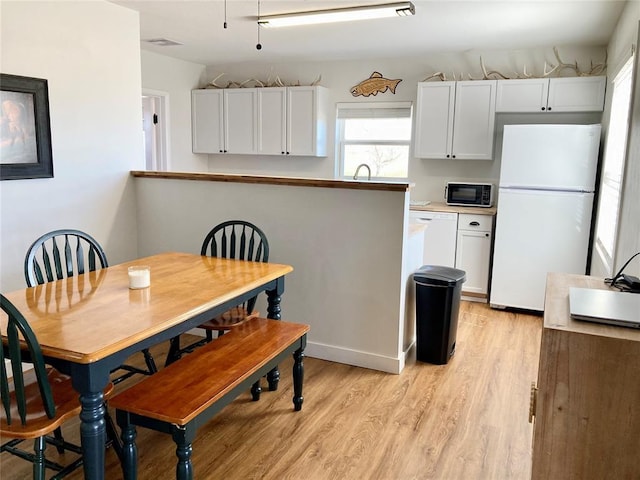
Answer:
top-left (0, 73), bottom-right (53, 180)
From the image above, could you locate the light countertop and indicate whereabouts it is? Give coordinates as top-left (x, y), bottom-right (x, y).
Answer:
top-left (410, 201), bottom-right (497, 216)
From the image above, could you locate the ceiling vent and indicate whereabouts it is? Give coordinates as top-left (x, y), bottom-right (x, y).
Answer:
top-left (144, 38), bottom-right (183, 47)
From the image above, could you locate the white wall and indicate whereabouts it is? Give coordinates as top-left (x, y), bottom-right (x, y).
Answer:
top-left (0, 1), bottom-right (142, 292)
top-left (134, 176), bottom-right (412, 373)
top-left (196, 46), bottom-right (605, 202)
top-left (140, 51), bottom-right (209, 172)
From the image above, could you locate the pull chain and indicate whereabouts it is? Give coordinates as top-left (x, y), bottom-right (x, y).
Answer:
top-left (223, 0), bottom-right (227, 28)
top-left (256, 0), bottom-right (262, 50)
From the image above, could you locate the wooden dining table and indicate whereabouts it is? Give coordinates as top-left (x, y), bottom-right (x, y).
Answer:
top-left (1, 251), bottom-right (293, 480)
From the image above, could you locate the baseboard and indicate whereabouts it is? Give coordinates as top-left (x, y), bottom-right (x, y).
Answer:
top-left (185, 329), bottom-right (409, 374)
top-left (305, 341), bottom-right (405, 374)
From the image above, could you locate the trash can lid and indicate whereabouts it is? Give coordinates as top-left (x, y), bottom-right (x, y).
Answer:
top-left (413, 265), bottom-right (466, 286)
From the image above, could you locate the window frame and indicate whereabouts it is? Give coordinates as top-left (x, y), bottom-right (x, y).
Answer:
top-left (335, 101), bottom-right (413, 181)
top-left (594, 53), bottom-right (635, 274)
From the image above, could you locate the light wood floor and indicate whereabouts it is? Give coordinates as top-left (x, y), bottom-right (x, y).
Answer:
top-left (2, 302), bottom-right (542, 480)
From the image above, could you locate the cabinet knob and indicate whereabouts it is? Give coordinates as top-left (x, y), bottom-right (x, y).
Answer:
top-left (485, 233), bottom-right (489, 237)
top-left (452, 155), bottom-right (456, 158)
top-left (286, 152), bottom-right (290, 155)
top-left (547, 107), bottom-right (552, 111)
top-left (219, 150), bottom-right (223, 153)
top-left (446, 154), bottom-right (450, 158)
top-left (541, 107), bottom-right (546, 111)
top-left (281, 151), bottom-right (285, 155)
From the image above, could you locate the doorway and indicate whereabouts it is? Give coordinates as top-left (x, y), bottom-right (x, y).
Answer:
top-left (142, 89), bottom-right (169, 171)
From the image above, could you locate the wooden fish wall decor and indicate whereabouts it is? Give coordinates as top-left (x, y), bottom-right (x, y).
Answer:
top-left (351, 72), bottom-right (402, 97)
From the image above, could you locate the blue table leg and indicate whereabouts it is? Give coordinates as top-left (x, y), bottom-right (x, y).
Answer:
top-left (79, 390), bottom-right (106, 480)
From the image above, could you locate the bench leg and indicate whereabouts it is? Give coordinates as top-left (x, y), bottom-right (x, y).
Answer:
top-left (292, 347), bottom-right (305, 411)
top-left (172, 428), bottom-right (194, 480)
top-left (116, 410), bottom-right (138, 480)
top-left (165, 336), bottom-right (182, 366)
top-left (266, 286), bottom-right (283, 392)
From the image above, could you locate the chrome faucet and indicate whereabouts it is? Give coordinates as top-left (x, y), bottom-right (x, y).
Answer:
top-left (353, 163), bottom-right (371, 180)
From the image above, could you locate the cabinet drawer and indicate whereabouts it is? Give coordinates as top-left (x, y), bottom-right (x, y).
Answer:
top-left (458, 213), bottom-right (492, 231)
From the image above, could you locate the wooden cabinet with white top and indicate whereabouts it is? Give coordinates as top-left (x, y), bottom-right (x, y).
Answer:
top-left (531, 273), bottom-right (640, 479)
top-left (496, 76), bottom-right (606, 113)
top-left (455, 213), bottom-right (493, 297)
top-left (414, 80), bottom-right (497, 160)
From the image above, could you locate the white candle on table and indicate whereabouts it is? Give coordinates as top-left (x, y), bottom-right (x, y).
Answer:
top-left (128, 266), bottom-right (150, 289)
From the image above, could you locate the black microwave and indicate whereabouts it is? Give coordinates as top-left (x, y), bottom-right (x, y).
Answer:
top-left (445, 182), bottom-right (494, 207)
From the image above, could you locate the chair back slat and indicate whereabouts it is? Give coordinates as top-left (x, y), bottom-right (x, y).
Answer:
top-left (0, 295), bottom-right (56, 425)
top-left (72, 234), bottom-right (86, 275)
top-left (201, 221), bottom-right (269, 314)
top-left (24, 229), bottom-right (108, 287)
top-left (52, 236), bottom-right (64, 280)
top-left (230, 226), bottom-right (237, 259)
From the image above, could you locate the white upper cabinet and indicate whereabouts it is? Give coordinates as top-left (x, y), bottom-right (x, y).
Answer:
top-left (192, 88), bottom-right (257, 154)
top-left (547, 76), bottom-right (607, 112)
top-left (451, 81), bottom-right (497, 160)
top-left (194, 86), bottom-right (328, 156)
top-left (287, 86), bottom-right (328, 157)
top-left (414, 80), bottom-right (497, 160)
top-left (257, 87), bottom-right (287, 155)
top-left (192, 89), bottom-right (224, 154)
top-left (495, 76), bottom-right (606, 113)
top-left (414, 82), bottom-right (455, 159)
top-left (224, 88), bottom-right (258, 154)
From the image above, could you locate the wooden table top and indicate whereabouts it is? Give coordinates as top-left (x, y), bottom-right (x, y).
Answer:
top-left (1, 252), bottom-right (293, 364)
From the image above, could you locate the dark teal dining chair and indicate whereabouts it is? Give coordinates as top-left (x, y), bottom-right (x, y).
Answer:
top-left (24, 229), bottom-right (158, 384)
top-left (0, 294), bottom-right (115, 479)
top-left (165, 220), bottom-right (270, 365)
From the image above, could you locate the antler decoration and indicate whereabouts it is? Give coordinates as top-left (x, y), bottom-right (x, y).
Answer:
top-left (423, 47), bottom-right (607, 82)
top-left (205, 73), bottom-right (323, 89)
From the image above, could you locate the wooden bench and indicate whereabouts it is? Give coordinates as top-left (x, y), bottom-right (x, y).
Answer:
top-left (109, 317), bottom-right (309, 480)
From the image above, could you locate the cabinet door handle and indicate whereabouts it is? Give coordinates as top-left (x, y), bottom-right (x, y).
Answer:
top-left (470, 221), bottom-right (480, 227)
top-left (529, 382), bottom-right (538, 423)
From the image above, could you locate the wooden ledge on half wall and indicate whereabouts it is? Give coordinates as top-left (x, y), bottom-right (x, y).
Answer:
top-left (130, 171), bottom-right (412, 192)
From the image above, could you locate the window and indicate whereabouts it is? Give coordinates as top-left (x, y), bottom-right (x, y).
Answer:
top-left (336, 102), bottom-right (412, 180)
top-left (594, 54), bottom-right (635, 272)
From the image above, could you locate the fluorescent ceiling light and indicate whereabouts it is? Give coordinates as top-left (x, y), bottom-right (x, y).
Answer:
top-left (258, 2), bottom-right (415, 28)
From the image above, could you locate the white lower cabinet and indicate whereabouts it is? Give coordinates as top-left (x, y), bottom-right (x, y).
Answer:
top-left (455, 214), bottom-right (493, 297)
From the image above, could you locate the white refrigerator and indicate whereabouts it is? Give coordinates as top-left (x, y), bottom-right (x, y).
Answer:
top-left (490, 124), bottom-right (601, 311)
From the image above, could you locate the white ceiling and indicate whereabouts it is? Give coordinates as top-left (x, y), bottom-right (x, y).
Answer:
top-left (110, 0), bottom-right (627, 66)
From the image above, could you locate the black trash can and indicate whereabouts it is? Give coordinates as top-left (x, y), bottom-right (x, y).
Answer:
top-left (413, 265), bottom-right (466, 365)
